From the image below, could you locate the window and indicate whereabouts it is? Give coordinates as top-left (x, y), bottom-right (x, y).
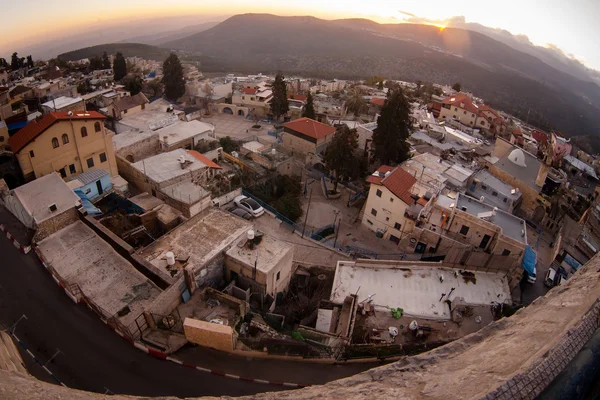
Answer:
top-left (463, 111), bottom-right (467, 114)
top-left (454, 107), bottom-right (458, 112)
top-left (481, 184), bottom-right (488, 191)
top-left (99, 152), bottom-right (107, 163)
top-left (472, 113), bottom-right (475, 117)
top-left (394, 222), bottom-right (401, 230)
top-left (81, 127), bottom-right (87, 137)
top-left (52, 137), bottom-right (59, 148)
top-left (390, 197), bottom-right (394, 202)
top-left (389, 235), bottom-right (400, 245)
top-left (459, 225), bottom-right (470, 235)
top-left (124, 109), bottom-right (128, 114)
top-left (69, 164), bottom-right (76, 174)
top-left (371, 208), bottom-right (377, 216)
top-left (501, 249), bottom-right (511, 256)
top-left (492, 191), bottom-right (498, 197)
top-left (94, 122), bottom-right (101, 132)
top-left (141, 103), bottom-right (145, 110)
top-left (242, 96), bottom-right (245, 100)
top-left (503, 197), bottom-right (508, 203)
top-left (276, 271), bottom-right (280, 281)
top-left (376, 189), bottom-right (382, 197)
top-left (386, 217), bottom-right (390, 221)
top-left (367, 219), bottom-right (373, 225)
top-left (62, 134), bottom-right (69, 144)
top-left (59, 168), bottom-right (66, 178)
top-left (0, 136), bottom-right (4, 143)
top-left (29, 150), bottom-right (35, 158)
top-left (86, 157), bottom-right (94, 168)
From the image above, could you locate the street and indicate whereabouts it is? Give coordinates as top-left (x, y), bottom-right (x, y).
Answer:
top-left (0, 233), bottom-right (277, 397)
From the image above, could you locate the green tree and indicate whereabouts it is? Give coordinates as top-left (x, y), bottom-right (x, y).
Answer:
top-left (162, 53), bottom-right (185, 101)
top-left (112, 52), bottom-right (127, 81)
top-left (123, 74), bottom-right (143, 95)
top-left (76, 79), bottom-right (91, 95)
top-left (346, 89), bottom-right (366, 117)
top-left (377, 80), bottom-right (384, 90)
top-left (323, 125), bottom-right (362, 192)
top-left (101, 52), bottom-right (111, 69)
top-left (219, 136), bottom-right (239, 153)
top-left (145, 79), bottom-right (163, 98)
top-left (269, 72), bottom-right (289, 120)
top-left (26, 55), bottom-right (34, 69)
top-left (366, 75), bottom-right (385, 86)
top-left (302, 92), bottom-right (316, 119)
top-left (452, 82), bottom-right (462, 92)
top-left (89, 56), bottom-right (103, 71)
top-left (0, 58), bottom-right (7, 68)
top-left (11, 52), bottom-right (21, 71)
top-left (371, 88), bottom-right (412, 165)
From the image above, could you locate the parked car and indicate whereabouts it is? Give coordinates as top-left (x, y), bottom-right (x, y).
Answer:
top-left (544, 268), bottom-right (556, 288)
top-left (234, 195), bottom-right (264, 217)
top-left (230, 207), bottom-right (252, 220)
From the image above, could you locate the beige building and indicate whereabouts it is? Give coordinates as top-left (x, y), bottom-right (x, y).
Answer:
top-left (362, 165), bottom-right (419, 244)
top-left (224, 234), bottom-right (294, 298)
top-left (488, 138), bottom-right (549, 219)
top-left (281, 117), bottom-right (337, 155)
top-left (439, 93), bottom-right (505, 135)
top-left (231, 86), bottom-right (272, 117)
top-left (107, 92), bottom-right (149, 120)
top-left (9, 111), bottom-right (118, 182)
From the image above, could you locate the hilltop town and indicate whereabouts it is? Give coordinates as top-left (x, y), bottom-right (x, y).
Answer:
top-left (0, 49), bottom-right (598, 394)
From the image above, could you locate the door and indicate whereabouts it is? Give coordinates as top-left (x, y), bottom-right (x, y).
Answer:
top-left (479, 234), bottom-right (491, 249)
top-left (96, 180), bottom-right (103, 195)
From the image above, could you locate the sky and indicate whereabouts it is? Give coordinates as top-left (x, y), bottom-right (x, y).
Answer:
top-left (2, 0), bottom-right (598, 70)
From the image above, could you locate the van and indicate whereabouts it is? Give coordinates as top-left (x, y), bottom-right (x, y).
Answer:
top-left (544, 268), bottom-right (556, 288)
top-left (527, 263), bottom-right (537, 284)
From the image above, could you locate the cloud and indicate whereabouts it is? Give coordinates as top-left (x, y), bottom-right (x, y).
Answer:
top-left (397, 10), bottom-right (417, 18)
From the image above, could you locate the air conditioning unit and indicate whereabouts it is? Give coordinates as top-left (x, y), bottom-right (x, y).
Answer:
top-left (48, 203), bottom-right (57, 212)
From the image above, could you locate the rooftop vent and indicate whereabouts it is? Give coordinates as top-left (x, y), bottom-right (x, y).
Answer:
top-left (165, 251), bottom-right (175, 266)
top-left (48, 203), bottom-right (57, 212)
top-left (461, 206), bottom-right (467, 212)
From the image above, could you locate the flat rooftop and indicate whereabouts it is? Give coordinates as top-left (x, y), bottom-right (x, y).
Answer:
top-left (158, 120), bottom-right (214, 147)
top-left (160, 180), bottom-right (210, 205)
top-left (330, 261), bottom-right (511, 320)
top-left (468, 169), bottom-right (521, 211)
top-left (37, 221), bottom-right (162, 326)
top-left (41, 96), bottom-right (82, 109)
top-left (456, 194), bottom-right (527, 243)
top-left (112, 130), bottom-right (157, 152)
top-left (410, 130), bottom-right (468, 152)
top-left (130, 148), bottom-right (206, 184)
top-left (136, 208), bottom-right (251, 280)
top-left (226, 234), bottom-right (294, 274)
top-left (12, 173), bottom-right (80, 224)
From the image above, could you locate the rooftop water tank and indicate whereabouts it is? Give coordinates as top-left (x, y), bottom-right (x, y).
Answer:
top-left (166, 251), bottom-right (175, 266)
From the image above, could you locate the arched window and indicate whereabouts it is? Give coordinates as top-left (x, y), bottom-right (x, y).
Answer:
top-left (81, 127), bottom-right (87, 137)
top-left (94, 122), bottom-right (101, 132)
top-left (52, 137), bottom-right (59, 148)
top-left (62, 134), bottom-right (69, 144)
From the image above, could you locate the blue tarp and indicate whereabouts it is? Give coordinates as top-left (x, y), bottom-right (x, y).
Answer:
top-left (74, 189), bottom-right (103, 216)
top-left (522, 245), bottom-right (536, 275)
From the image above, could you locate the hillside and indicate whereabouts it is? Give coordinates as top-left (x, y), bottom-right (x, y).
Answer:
top-left (58, 43), bottom-right (172, 62)
top-left (165, 14), bottom-right (600, 149)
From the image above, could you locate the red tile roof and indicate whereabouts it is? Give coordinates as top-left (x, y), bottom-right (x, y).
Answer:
top-left (282, 117), bottom-right (337, 140)
top-left (187, 150), bottom-right (222, 169)
top-left (532, 129), bottom-right (549, 144)
top-left (370, 97), bottom-right (386, 107)
top-left (288, 95), bottom-right (307, 102)
top-left (366, 165), bottom-right (395, 185)
top-left (242, 88), bottom-right (257, 95)
top-left (381, 167), bottom-right (417, 205)
top-left (441, 93), bottom-right (480, 115)
top-left (9, 111), bottom-right (106, 154)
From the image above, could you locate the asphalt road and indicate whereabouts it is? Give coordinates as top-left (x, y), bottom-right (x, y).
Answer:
top-left (0, 235), bottom-right (278, 397)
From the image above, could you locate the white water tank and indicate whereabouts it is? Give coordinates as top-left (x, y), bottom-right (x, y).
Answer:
top-left (166, 251), bottom-right (175, 266)
top-left (247, 230), bottom-right (255, 241)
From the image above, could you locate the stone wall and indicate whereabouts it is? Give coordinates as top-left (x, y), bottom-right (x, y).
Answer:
top-left (488, 164), bottom-right (540, 218)
top-left (115, 133), bottom-right (160, 163)
top-left (33, 207), bottom-right (79, 243)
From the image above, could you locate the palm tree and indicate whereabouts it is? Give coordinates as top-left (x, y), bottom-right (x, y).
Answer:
top-left (345, 89), bottom-right (366, 117)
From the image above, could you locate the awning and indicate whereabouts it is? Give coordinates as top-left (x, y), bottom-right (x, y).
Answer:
top-left (74, 188), bottom-right (103, 216)
top-left (522, 245), bottom-right (536, 276)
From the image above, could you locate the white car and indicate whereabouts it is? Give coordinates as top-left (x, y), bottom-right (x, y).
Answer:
top-left (233, 195), bottom-right (264, 217)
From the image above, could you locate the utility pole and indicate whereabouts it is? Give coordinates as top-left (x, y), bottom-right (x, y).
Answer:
top-left (301, 188), bottom-right (313, 238)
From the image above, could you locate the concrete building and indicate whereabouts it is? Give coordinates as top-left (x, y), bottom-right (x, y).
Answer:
top-left (438, 94), bottom-right (505, 135)
top-left (467, 169), bottom-right (522, 213)
top-left (118, 149), bottom-right (217, 217)
top-left (420, 193), bottom-right (528, 258)
top-left (41, 96), bottom-right (85, 114)
top-left (331, 260), bottom-right (511, 320)
top-left (8, 111), bottom-right (118, 182)
top-left (488, 138), bottom-right (549, 219)
top-left (362, 165), bottom-right (418, 244)
top-left (231, 86), bottom-right (272, 117)
top-left (0, 172), bottom-right (80, 242)
top-left (136, 208), bottom-right (251, 291)
top-left (281, 117), bottom-right (337, 155)
top-left (224, 234), bottom-right (294, 298)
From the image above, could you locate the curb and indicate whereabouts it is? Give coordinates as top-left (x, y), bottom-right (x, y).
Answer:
top-left (0, 224), bottom-right (31, 254)
top-left (31, 246), bottom-right (306, 389)
top-left (9, 331), bottom-right (66, 387)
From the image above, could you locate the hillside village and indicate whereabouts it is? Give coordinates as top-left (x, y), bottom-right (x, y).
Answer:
top-left (0, 50), bottom-right (598, 364)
